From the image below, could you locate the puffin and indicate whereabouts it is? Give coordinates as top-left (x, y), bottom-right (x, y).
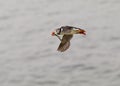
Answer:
top-left (51, 26), bottom-right (86, 52)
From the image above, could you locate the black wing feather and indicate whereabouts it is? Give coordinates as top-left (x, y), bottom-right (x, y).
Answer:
top-left (57, 35), bottom-right (73, 52)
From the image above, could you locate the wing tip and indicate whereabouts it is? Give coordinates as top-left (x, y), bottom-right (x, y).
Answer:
top-left (57, 41), bottom-right (70, 52)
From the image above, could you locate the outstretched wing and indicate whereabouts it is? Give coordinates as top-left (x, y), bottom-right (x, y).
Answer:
top-left (57, 35), bottom-right (73, 52)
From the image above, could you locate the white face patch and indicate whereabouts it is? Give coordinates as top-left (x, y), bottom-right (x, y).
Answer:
top-left (61, 28), bottom-right (64, 32)
top-left (55, 28), bottom-right (64, 34)
top-left (56, 28), bottom-right (61, 34)
top-left (56, 29), bottom-right (60, 33)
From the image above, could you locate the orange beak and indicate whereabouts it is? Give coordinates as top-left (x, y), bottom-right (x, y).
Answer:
top-left (51, 32), bottom-right (55, 36)
top-left (78, 29), bottom-right (86, 35)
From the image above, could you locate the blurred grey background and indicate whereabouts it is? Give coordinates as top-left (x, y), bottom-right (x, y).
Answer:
top-left (0, 0), bottom-right (120, 86)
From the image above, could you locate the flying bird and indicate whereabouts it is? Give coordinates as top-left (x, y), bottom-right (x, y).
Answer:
top-left (51, 26), bottom-right (86, 52)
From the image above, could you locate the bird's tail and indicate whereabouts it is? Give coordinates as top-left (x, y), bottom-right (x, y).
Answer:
top-left (57, 41), bottom-right (70, 52)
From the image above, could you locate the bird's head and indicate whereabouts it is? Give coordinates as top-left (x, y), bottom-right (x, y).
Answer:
top-left (51, 28), bottom-right (61, 36)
